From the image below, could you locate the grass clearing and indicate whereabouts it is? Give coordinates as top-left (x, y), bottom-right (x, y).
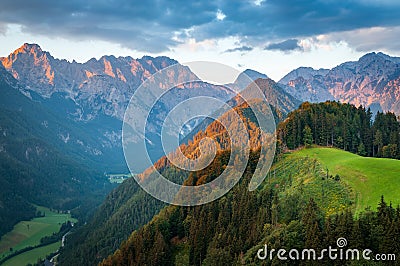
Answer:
top-left (292, 147), bottom-right (400, 213)
top-left (0, 206), bottom-right (76, 259)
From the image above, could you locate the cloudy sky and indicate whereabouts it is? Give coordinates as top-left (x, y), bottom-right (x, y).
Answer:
top-left (1, 0), bottom-right (400, 80)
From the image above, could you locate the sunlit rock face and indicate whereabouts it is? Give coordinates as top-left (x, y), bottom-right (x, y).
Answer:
top-left (279, 52), bottom-right (400, 114)
top-left (0, 44), bottom-right (237, 172)
top-left (1, 43), bottom-right (186, 120)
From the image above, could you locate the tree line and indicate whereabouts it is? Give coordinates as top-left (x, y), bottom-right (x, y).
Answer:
top-left (278, 101), bottom-right (400, 159)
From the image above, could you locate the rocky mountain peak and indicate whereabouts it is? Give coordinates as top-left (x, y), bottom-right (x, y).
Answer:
top-left (138, 55), bottom-right (178, 72)
top-left (242, 69), bottom-right (268, 79)
top-left (358, 51), bottom-right (400, 63)
top-left (0, 43), bottom-right (55, 85)
top-left (279, 66), bottom-right (329, 84)
top-left (14, 43), bottom-right (44, 56)
top-left (357, 51), bottom-right (395, 66)
top-left (2, 43), bottom-right (51, 65)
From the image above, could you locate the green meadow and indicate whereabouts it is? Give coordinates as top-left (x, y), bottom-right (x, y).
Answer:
top-left (0, 206), bottom-right (76, 263)
top-left (2, 241), bottom-right (61, 266)
top-left (292, 147), bottom-right (400, 213)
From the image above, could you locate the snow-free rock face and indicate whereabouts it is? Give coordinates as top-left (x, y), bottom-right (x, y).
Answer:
top-left (279, 67), bottom-right (329, 85)
top-left (279, 52), bottom-right (400, 114)
top-left (0, 43), bottom-right (236, 172)
top-left (0, 43), bottom-right (192, 120)
top-left (0, 43), bottom-right (236, 127)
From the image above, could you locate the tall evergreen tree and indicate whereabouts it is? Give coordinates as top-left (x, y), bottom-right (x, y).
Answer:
top-left (303, 125), bottom-right (313, 148)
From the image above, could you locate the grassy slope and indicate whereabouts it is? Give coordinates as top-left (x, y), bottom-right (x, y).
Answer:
top-left (264, 150), bottom-right (352, 216)
top-left (0, 206), bottom-right (76, 258)
top-left (2, 241), bottom-right (61, 266)
top-left (292, 147), bottom-right (400, 213)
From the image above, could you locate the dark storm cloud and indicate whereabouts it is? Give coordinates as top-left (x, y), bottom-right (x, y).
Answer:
top-left (265, 39), bottom-right (302, 51)
top-left (0, 0), bottom-right (218, 52)
top-left (224, 46), bottom-right (253, 53)
top-left (1, 0), bottom-right (400, 52)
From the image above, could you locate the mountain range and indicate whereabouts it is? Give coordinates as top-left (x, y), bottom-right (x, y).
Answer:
top-left (279, 52), bottom-right (400, 114)
top-left (0, 44), bottom-right (248, 173)
top-left (2, 44), bottom-right (399, 173)
top-left (3, 44), bottom-right (400, 122)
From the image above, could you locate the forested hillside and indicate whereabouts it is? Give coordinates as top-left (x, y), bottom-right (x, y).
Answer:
top-left (99, 101), bottom-right (400, 265)
top-left (101, 148), bottom-right (400, 265)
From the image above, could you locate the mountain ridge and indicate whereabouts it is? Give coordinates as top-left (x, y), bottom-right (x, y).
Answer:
top-left (278, 52), bottom-right (400, 114)
top-left (0, 44), bottom-right (238, 173)
top-left (0, 43), bottom-right (183, 120)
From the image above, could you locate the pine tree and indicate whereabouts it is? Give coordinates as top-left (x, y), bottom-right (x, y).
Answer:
top-left (302, 199), bottom-right (322, 249)
top-left (357, 142), bottom-right (367, 156)
top-left (374, 130), bottom-right (383, 157)
top-left (303, 125), bottom-right (313, 148)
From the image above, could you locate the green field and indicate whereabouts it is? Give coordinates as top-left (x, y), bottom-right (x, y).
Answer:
top-left (1, 241), bottom-right (60, 266)
top-left (291, 147), bottom-right (400, 213)
top-left (107, 173), bottom-right (132, 183)
top-left (0, 206), bottom-right (76, 261)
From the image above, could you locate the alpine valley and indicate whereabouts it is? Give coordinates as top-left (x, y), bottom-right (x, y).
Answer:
top-left (1, 44), bottom-right (400, 266)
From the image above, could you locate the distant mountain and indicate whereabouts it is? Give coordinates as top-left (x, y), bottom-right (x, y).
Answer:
top-left (233, 68), bottom-right (268, 88)
top-left (279, 66), bottom-right (329, 84)
top-left (0, 44), bottom-right (301, 173)
top-left (0, 44), bottom-right (236, 172)
top-left (238, 78), bottom-right (301, 115)
top-left (279, 52), bottom-right (400, 114)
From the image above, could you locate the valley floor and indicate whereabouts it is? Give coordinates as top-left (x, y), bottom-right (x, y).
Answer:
top-left (0, 205), bottom-right (76, 265)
